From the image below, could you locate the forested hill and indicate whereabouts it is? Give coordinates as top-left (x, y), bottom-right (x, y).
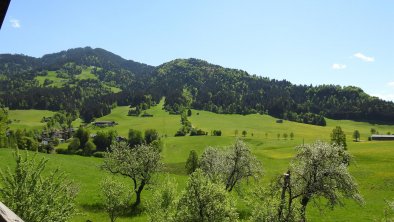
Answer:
top-left (1, 47), bottom-right (394, 125)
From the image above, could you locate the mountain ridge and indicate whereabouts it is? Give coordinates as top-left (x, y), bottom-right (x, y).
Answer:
top-left (1, 47), bottom-right (393, 125)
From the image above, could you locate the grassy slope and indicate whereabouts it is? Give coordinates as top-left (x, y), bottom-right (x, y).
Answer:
top-left (1, 103), bottom-right (394, 221)
top-left (93, 100), bottom-right (181, 137)
top-left (34, 68), bottom-right (122, 93)
top-left (8, 109), bottom-right (57, 130)
top-left (35, 71), bottom-right (68, 87)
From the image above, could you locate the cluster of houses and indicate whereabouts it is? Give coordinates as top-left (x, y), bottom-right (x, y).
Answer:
top-left (41, 128), bottom-right (75, 145)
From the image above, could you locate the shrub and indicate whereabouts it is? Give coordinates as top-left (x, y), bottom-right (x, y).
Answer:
top-left (190, 128), bottom-right (207, 136)
top-left (0, 151), bottom-right (78, 222)
top-left (175, 130), bottom-right (186, 137)
top-left (212, 130), bottom-right (222, 136)
top-left (56, 147), bottom-right (69, 154)
top-left (93, 151), bottom-right (106, 158)
top-left (75, 149), bottom-right (83, 156)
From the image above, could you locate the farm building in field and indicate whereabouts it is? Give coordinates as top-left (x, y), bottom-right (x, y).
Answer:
top-left (93, 121), bottom-right (117, 127)
top-left (370, 134), bottom-right (394, 141)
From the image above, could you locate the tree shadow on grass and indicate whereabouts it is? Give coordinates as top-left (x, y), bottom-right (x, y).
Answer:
top-left (81, 202), bottom-right (144, 218)
top-left (163, 162), bottom-right (187, 175)
top-left (80, 203), bottom-right (105, 213)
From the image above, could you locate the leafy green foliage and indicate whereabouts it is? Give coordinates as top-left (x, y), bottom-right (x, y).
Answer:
top-left (200, 139), bottom-right (262, 191)
top-left (175, 169), bottom-right (238, 222)
top-left (83, 140), bottom-right (96, 156)
top-left (0, 151), bottom-right (78, 222)
top-left (146, 176), bottom-right (178, 222)
top-left (75, 127), bottom-right (89, 149)
top-left (68, 137), bottom-right (80, 152)
top-left (144, 129), bottom-right (159, 144)
top-left (331, 126), bottom-right (347, 150)
top-left (102, 142), bottom-right (162, 207)
top-left (128, 129), bottom-right (144, 147)
top-left (290, 141), bottom-right (363, 221)
top-left (185, 150), bottom-right (199, 174)
top-left (93, 130), bottom-right (117, 152)
top-left (353, 130), bottom-right (360, 141)
top-left (0, 107), bottom-right (8, 147)
top-left (100, 177), bottom-right (132, 222)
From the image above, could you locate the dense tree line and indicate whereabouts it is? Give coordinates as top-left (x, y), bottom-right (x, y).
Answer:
top-left (2, 48), bottom-right (394, 125)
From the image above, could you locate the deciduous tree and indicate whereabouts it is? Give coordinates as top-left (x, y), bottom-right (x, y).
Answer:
top-left (185, 150), bottom-right (199, 174)
top-left (175, 169), bottom-right (238, 222)
top-left (200, 139), bottom-right (262, 192)
top-left (0, 151), bottom-right (78, 222)
top-left (353, 130), bottom-right (360, 142)
top-left (100, 177), bottom-right (131, 222)
top-left (102, 142), bottom-right (162, 207)
top-left (281, 141), bottom-right (362, 222)
top-left (330, 126), bottom-right (347, 150)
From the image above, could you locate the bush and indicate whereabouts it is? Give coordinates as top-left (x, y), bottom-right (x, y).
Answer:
top-left (190, 128), bottom-right (207, 136)
top-left (0, 151), bottom-right (78, 222)
top-left (212, 130), bottom-right (222, 136)
top-left (93, 151), bottom-right (106, 158)
top-left (56, 147), bottom-right (69, 154)
top-left (175, 130), bottom-right (186, 137)
top-left (75, 149), bottom-right (83, 156)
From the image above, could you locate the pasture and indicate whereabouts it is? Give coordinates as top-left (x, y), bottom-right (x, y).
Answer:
top-left (1, 102), bottom-right (394, 221)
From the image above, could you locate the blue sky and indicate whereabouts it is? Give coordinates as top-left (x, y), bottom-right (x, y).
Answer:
top-left (1, 1), bottom-right (393, 101)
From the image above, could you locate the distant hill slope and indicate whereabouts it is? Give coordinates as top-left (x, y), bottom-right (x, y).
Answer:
top-left (154, 58), bottom-right (394, 124)
top-left (1, 48), bottom-right (394, 124)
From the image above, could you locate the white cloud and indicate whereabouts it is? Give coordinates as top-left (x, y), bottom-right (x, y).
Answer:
top-left (10, 19), bottom-right (21, 28)
top-left (332, 63), bottom-right (347, 70)
top-left (388, 82), bottom-right (394, 87)
top-left (372, 93), bottom-right (394, 102)
top-left (353, 52), bottom-right (374, 62)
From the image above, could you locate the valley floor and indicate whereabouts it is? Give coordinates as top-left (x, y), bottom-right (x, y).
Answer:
top-left (2, 101), bottom-right (394, 221)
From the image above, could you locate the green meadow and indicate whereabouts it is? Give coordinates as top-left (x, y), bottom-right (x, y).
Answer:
top-left (1, 101), bottom-right (394, 221)
top-left (35, 71), bottom-right (68, 87)
top-left (34, 68), bottom-right (121, 93)
top-left (7, 109), bottom-right (56, 130)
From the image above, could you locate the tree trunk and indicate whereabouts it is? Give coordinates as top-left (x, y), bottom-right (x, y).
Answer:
top-left (278, 170), bottom-right (291, 220)
top-left (300, 196), bottom-right (310, 222)
top-left (133, 181), bottom-right (146, 207)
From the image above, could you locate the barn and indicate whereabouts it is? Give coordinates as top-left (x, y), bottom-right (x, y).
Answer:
top-left (370, 134), bottom-right (394, 141)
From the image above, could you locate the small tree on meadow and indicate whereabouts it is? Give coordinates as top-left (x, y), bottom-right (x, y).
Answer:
top-left (283, 133), bottom-right (288, 140)
top-left (100, 177), bottom-right (132, 222)
top-left (235, 129), bottom-right (239, 137)
top-left (277, 133), bottom-right (281, 140)
top-left (175, 169), bottom-right (238, 221)
top-left (128, 129), bottom-right (144, 147)
top-left (242, 130), bottom-right (247, 137)
top-left (68, 137), bottom-right (80, 153)
top-left (185, 150), bottom-right (199, 174)
top-left (146, 176), bottom-right (178, 222)
top-left (370, 128), bottom-right (377, 135)
top-left (273, 141), bottom-right (363, 222)
top-left (200, 139), bottom-right (262, 192)
top-left (145, 129), bottom-right (160, 144)
top-left (330, 126), bottom-right (347, 150)
top-left (102, 142), bottom-right (162, 207)
top-left (290, 132), bottom-right (294, 140)
top-left (353, 130), bottom-right (360, 142)
top-left (75, 126), bottom-right (89, 149)
top-left (83, 140), bottom-right (96, 156)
